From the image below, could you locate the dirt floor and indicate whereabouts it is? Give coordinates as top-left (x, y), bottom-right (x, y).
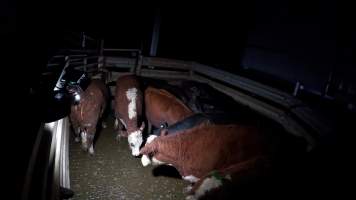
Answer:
top-left (69, 118), bottom-right (186, 200)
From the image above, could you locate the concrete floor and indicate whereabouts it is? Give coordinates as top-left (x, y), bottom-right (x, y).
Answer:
top-left (69, 118), bottom-right (186, 200)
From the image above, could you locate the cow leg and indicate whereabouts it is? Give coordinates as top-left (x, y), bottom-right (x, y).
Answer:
top-left (186, 156), bottom-right (268, 200)
top-left (116, 120), bottom-right (127, 141)
top-left (114, 118), bottom-right (119, 130)
top-left (72, 123), bottom-right (81, 143)
top-left (70, 114), bottom-right (81, 142)
top-left (74, 128), bottom-right (81, 143)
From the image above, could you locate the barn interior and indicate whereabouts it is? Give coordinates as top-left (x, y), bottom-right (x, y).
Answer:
top-left (8, 1), bottom-right (353, 200)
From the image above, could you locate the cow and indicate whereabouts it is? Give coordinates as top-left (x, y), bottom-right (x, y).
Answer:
top-left (140, 122), bottom-right (270, 200)
top-left (68, 79), bottom-right (108, 155)
top-left (144, 86), bottom-right (194, 134)
top-left (114, 74), bottom-right (145, 156)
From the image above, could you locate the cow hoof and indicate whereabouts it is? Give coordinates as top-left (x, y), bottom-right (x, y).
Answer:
top-left (88, 145), bottom-right (94, 155)
top-left (141, 155), bottom-right (151, 166)
top-left (74, 137), bottom-right (80, 143)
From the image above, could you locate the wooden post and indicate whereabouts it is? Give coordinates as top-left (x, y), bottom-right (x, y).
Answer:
top-left (98, 40), bottom-right (104, 70)
top-left (135, 51), bottom-right (143, 75)
top-left (84, 57), bottom-right (87, 72)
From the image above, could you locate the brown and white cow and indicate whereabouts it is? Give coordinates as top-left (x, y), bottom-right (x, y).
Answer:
top-left (144, 86), bottom-right (194, 134)
top-left (140, 122), bottom-right (270, 199)
top-left (114, 74), bottom-right (145, 156)
top-left (68, 79), bottom-right (108, 155)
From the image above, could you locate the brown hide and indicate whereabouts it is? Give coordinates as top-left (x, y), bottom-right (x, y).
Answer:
top-left (140, 123), bottom-right (267, 179)
top-left (145, 86), bottom-right (193, 128)
top-left (70, 79), bottom-right (108, 149)
top-left (114, 75), bottom-right (143, 134)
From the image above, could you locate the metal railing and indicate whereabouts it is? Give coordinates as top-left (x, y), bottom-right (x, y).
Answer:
top-left (22, 117), bottom-right (71, 200)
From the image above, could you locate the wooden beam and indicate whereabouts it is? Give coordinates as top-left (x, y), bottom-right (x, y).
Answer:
top-left (140, 69), bottom-right (190, 79)
top-left (191, 62), bottom-right (301, 108)
top-left (105, 57), bottom-right (137, 67)
top-left (142, 57), bottom-right (193, 70)
top-left (103, 48), bottom-right (141, 52)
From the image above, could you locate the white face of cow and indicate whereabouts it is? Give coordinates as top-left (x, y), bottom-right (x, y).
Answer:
top-left (128, 129), bottom-right (143, 156)
top-left (128, 122), bottom-right (145, 156)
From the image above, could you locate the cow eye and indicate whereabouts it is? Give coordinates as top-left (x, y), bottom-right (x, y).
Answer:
top-left (130, 143), bottom-right (134, 147)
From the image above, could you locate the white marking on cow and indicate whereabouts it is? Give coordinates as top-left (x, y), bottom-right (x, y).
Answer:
top-left (119, 118), bottom-right (127, 129)
top-left (140, 135), bottom-right (158, 166)
top-left (126, 88), bottom-right (138, 120)
top-left (128, 129), bottom-right (143, 156)
top-left (183, 175), bottom-right (200, 183)
top-left (183, 185), bottom-right (193, 194)
top-left (151, 157), bottom-right (166, 165)
top-left (146, 135), bottom-right (157, 144)
top-left (141, 155), bottom-right (152, 166)
top-left (189, 177), bottom-right (223, 200)
top-left (81, 131), bottom-right (87, 146)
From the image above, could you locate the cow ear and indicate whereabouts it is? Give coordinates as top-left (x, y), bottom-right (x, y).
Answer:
top-left (140, 121), bottom-right (146, 131)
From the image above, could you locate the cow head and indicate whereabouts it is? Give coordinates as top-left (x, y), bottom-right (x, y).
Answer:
top-left (128, 122), bottom-right (145, 156)
top-left (66, 84), bottom-right (83, 105)
top-left (81, 128), bottom-right (95, 155)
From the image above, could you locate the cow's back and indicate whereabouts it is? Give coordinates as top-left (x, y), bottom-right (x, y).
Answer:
top-left (114, 75), bottom-right (142, 126)
top-left (69, 79), bottom-right (108, 133)
top-left (164, 123), bottom-right (267, 178)
top-left (145, 87), bottom-right (193, 128)
top-left (81, 80), bottom-right (107, 123)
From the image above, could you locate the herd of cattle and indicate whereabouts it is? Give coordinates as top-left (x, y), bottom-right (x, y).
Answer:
top-left (68, 74), bottom-right (286, 200)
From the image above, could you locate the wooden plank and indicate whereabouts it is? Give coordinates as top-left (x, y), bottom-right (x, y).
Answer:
top-left (135, 55), bottom-right (143, 75)
top-left (192, 62), bottom-right (301, 108)
top-left (140, 69), bottom-right (190, 79)
top-left (47, 63), bottom-right (60, 67)
top-left (73, 63), bottom-right (98, 70)
top-left (104, 48), bottom-right (141, 52)
top-left (193, 74), bottom-right (315, 150)
top-left (142, 57), bottom-right (193, 70)
top-left (105, 57), bottom-right (136, 66)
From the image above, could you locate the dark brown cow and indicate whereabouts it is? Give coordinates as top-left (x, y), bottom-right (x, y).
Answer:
top-left (114, 74), bottom-right (144, 156)
top-left (69, 79), bottom-right (108, 155)
top-left (145, 86), bottom-right (194, 134)
top-left (140, 122), bottom-right (270, 200)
